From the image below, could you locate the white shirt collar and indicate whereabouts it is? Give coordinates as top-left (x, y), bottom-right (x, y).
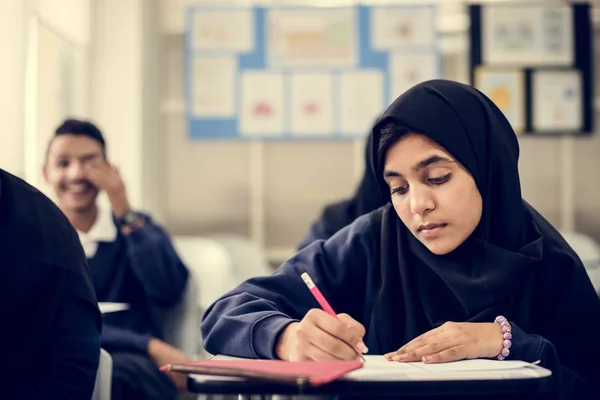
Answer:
top-left (77, 206), bottom-right (118, 258)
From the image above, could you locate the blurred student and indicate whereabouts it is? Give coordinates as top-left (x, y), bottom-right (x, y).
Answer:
top-left (297, 134), bottom-right (386, 249)
top-left (0, 167), bottom-right (101, 399)
top-left (44, 119), bottom-right (190, 400)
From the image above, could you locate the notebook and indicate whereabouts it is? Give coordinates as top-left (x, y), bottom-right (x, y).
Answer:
top-left (161, 359), bottom-right (364, 387)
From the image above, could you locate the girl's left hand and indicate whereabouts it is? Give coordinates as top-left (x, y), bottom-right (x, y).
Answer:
top-left (384, 322), bottom-right (504, 363)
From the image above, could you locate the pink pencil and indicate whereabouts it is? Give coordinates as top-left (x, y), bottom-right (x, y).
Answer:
top-left (301, 272), bottom-right (337, 317)
top-left (300, 272), bottom-right (366, 361)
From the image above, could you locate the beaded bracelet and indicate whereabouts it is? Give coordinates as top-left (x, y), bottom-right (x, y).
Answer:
top-left (494, 315), bottom-right (512, 360)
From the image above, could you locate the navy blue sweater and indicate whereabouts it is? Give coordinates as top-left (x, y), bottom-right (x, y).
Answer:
top-left (89, 215), bottom-right (188, 353)
top-left (202, 214), bottom-right (600, 399)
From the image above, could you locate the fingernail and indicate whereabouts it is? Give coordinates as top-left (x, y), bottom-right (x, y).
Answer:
top-left (392, 353), bottom-right (407, 361)
top-left (357, 341), bottom-right (368, 354)
top-left (422, 356), bottom-right (431, 363)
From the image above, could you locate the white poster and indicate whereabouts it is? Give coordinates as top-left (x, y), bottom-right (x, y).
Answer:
top-left (482, 5), bottom-right (573, 66)
top-left (339, 70), bottom-right (383, 136)
top-left (192, 9), bottom-right (255, 52)
top-left (240, 71), bottom-right (285, 137)
top-left (191, 56), bottom-right (237, 117)
top-left (532, 70), bottom-right (582, 132)
top-left (290, 73), bottom-right (334, 136)
top-left (389, 52), bottom-right (439, 101)
top-left (475, 67), bottom-right (525, 134)
top-left (267, 8), bottom-right (357, 68)
top-left (371, 6), bottom-right (435, 50)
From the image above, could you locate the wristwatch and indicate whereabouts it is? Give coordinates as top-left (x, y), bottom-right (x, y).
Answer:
top-left (117, 210), bottom-right (142, 229)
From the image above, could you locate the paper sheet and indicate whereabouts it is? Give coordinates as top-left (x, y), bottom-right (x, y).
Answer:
top-left (290, 72), bottom-right (334, 136)
top-left (240, 71), bottom-right (285, 137)
top-left (339, 70), bottom-right (383, 137)
top-left (343, 355), bottom-right (549, 381)
top-left (371, 6), bottom-right (435, 50)
top-left (532, 69), bottom-right (582, 132)
top-left (389, 52), bottom-right (439, 100)
top-left (99, 302), bottom-right (129, 314)
top-left (475, 67), bottom-right (525, 133)
top-left (191, 56), bottom-right (237, 118)
top-left (267, 8), bottom-right (357, 68)
top-left (482, 5), bottom-right (573, 66)
top-left (191, 9), bottom-right (254, 52)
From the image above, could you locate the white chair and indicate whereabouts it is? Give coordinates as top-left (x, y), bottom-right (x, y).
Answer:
top-left (172, 236), bottom-right (239, 359)
top-left (205, 234), bottom-right (273, 281)
top-left (159, 272), bottom-right (201, 357)
top-left (559, 230), bottom-right (600, 294)
top-left (91, 348), bottom-right (113, 400)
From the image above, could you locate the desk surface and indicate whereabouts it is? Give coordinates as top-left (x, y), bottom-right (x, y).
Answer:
top-left (187, 356), bottom-right (553, 398)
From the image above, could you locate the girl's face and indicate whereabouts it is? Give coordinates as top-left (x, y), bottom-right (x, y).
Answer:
top-left (383, 133), bottom-right (483, 255)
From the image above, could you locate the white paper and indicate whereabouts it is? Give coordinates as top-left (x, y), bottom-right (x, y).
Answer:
top-left (344, 355), bottom-right (550, 382)
top-left (268, 8), bottom-right (357, 68)
top-left (290, 72), bottom-right (334, 136)
top-left (532, 69), bottom-right (582, 132)
top-left (371, 6), bottom-right (435, 50)
top-left (475, 68), bottom-right (525, 133)
top-left (191, 56), bottom-right (237, 118)
top-left (99, 302), bottom-right (129, 314)
top-left (483, 5), bottom-right (573, 66)
top-left (191, 9), bottom-right (254, 52)
top-left (240, 71), bottom-right (285, 137)
top-left (389, 52), bottom-right (439, 101)
top-left (339, 70), bottom-right (383, 136)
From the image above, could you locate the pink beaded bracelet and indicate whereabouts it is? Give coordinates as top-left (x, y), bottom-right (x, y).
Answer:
top-left (494, 315), bottom-right (512, 360)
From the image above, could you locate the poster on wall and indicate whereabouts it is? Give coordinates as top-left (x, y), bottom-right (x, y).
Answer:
top-left (267, 8), bottom-right (358, 68)
top-left (482, 5), bottom-right (573, 66)
top-left (532, 69), bottom-right (582, 132)
top-left (389, 52), bottom-right (439, 101)
top-left (289, 72), bottom-right (335, 136)
top-left (191, 9), bottom-right (255, 52)
top-left (240, 71), bottom-right (286, 137)
top-left (474, 67), bottom-right (525, 134)
top-left (191, 56), bottom-right (237, 117)
top-left (339, 70), bottom-right (384, 137)
top-left (371, 6), bottom-right (435, 50)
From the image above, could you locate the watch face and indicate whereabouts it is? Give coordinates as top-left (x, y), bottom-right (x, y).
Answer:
top-left (123, 211), bottom-right (139, 225)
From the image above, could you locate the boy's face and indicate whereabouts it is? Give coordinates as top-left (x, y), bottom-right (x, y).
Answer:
top-left (44, 134), bottom-right (104, 213)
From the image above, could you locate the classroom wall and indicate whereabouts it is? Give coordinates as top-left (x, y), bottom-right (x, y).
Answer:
top-left (0, 0), bottom-right (92, 180)
top-left (157, 0), bottom-right (600, 260)
top-left (0, 0), bottom-right (29, 177)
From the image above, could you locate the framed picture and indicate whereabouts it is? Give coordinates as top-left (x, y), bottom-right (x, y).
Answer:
top-left (532, 69), bottom-right (582, 133)
top-left (474, 67), bottom-right (525, 134)
top-left (482, 4), bottom-right (573, 66)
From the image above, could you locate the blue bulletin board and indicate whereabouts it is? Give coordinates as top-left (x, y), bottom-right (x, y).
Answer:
top-left (185, 4), bottom-right (440, 140)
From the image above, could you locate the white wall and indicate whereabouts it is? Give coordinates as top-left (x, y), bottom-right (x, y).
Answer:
top-left (0, 0), bottom-right (28, 176)
top-left (22, 0), bottom-right (93, 196)
top-left (91, 0), bottom-right (161, 217)
top-left (37, 0), bottom-right (92, 46)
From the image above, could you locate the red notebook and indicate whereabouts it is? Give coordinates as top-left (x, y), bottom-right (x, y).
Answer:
top-left (161, 359), bottom-right (363, 387)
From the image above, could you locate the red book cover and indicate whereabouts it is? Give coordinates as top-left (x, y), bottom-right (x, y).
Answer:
top-left (161, 359), bottom-right (364, 387)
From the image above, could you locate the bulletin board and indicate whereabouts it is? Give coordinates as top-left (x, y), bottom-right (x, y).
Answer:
top-left (469, 2), bottom-right (594, 135)
top-left (185, 4), bottom-right (441, 140)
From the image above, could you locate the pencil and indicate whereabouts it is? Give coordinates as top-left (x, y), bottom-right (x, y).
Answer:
top-left (300, 272), bottom-right (367, 361)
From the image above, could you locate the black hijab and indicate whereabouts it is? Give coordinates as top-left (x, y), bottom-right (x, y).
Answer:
top-left (366, 80), bottom-right (600, 383)
top-left (320, 134), bottom-right (386, 237)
